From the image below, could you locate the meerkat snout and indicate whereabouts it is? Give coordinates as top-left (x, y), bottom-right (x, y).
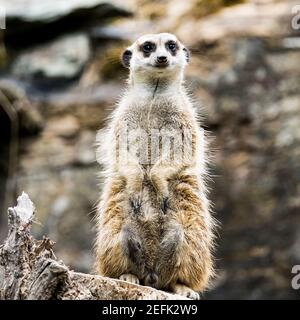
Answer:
top-left (156, 55), bottom-right (168, 68)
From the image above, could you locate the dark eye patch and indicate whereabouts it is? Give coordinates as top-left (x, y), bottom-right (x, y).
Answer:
top-left (166, 40), bottom-right (178, 56)
top-left (139, 41), bottom-right (156, 57)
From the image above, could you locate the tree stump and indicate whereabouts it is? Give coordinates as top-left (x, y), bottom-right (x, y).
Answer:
top-left (0, 192), bottom-right (185, 300)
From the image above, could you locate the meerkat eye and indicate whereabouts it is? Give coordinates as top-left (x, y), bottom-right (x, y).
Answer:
top-left (142, 42), bottom-right (155, 53)
top-left (167, 41), bottom-right (177, 52)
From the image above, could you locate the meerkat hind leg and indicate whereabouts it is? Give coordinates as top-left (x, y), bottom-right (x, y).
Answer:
top-left (172, 284), bottom-right (200, 300)
top-left (119, 273), bottom-right (140, 285)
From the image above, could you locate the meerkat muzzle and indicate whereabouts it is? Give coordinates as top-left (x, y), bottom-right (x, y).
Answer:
top-left (155, 56), bottom-right (169, 68)
top-left (144, 272), bottom-right (159, 287)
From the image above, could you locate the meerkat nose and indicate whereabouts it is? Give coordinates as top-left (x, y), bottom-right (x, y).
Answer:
top-left (157, 56), bottom-right (168, 64)
top-left (145, 272), bottom-right (159, 287)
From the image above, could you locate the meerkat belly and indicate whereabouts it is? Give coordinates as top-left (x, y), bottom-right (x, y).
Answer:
top-left (120, 102), bottom-right (194, 286)
top-left (126, 181), bottom-right (165, 250)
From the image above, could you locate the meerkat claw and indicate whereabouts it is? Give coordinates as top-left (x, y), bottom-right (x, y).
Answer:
top-left (187, 291), bottom-right (200, 300)
top-left (172, 284), bottom-right (200, 300)
top-left (160, 197), bottom-right (169, 214)
top-left (129, 196), bottom-right (142, 214)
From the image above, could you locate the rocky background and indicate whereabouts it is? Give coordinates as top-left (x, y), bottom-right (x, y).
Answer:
top-left (0, 0), bottom-right (299, 299)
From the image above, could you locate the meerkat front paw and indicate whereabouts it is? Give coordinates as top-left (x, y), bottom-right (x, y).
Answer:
top-left (129, 195), bottom-right (142, 214)
top-left (119, 274), bottom-right (140, 285)
top-left (172, 284), bottom-right (200, 300)
top-left (160, 197), bottom-right (169, 214)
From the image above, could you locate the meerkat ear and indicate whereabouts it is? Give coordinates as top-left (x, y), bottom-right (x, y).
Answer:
top-left (121, 49), bottom-right (132, 68)
top-left (183, 47), bottom-right (190, 63)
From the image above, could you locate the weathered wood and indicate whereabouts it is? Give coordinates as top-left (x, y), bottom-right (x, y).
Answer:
top-left (0, 193), bottom-right (186, 300)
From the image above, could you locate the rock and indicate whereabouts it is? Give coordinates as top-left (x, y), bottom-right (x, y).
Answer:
top-left (91, 19), bottom-right (157, 42)
top-left (75, 131), bottom-right (96, 165)
top-left (0, 79), bottom-right (44, 135)
top-left (46, 115), bottom-right (80, 139)
top-left (176, 0), bottom-right (298, 46)
top-left (282, 37), bottom-right (300, 49)
top-left (196, 39), bottom-right (300, 299)
top-left (35, 83), bottom-right (121, 114)
top-left (12, 33), bottom-right (90, 83)
top-left (93, 0), bottom-right (298, 48)
top-left (4, 0), bottom-right (131, 45)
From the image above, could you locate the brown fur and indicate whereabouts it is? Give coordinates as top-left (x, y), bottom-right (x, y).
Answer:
top-left (94, 33), bottom-right (216, 299)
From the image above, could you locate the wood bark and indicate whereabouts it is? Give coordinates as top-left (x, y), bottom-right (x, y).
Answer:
top-left (0, 192), bottom-right (185, 300)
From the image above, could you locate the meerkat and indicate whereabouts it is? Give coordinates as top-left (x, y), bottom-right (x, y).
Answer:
top-left (95, 33), bottom-right (216, 300)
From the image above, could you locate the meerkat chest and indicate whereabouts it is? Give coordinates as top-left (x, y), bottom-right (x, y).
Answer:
top-left (115, 95), bottom-right (197, 168)
top-left (122, 97), bottom-right (189, 131)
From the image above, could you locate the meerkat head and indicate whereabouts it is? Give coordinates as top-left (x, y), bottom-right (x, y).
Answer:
top-left (121, 33), bottom-right (189, 85)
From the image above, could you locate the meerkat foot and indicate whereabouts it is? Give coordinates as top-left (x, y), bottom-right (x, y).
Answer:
top-left (119, 274), bottom-right (140, 285)
top-left (172, 284), bottom-right (200, 300)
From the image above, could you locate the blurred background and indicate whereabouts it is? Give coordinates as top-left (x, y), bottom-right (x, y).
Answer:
top-left (0, 0), bottom-right (300, 299)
